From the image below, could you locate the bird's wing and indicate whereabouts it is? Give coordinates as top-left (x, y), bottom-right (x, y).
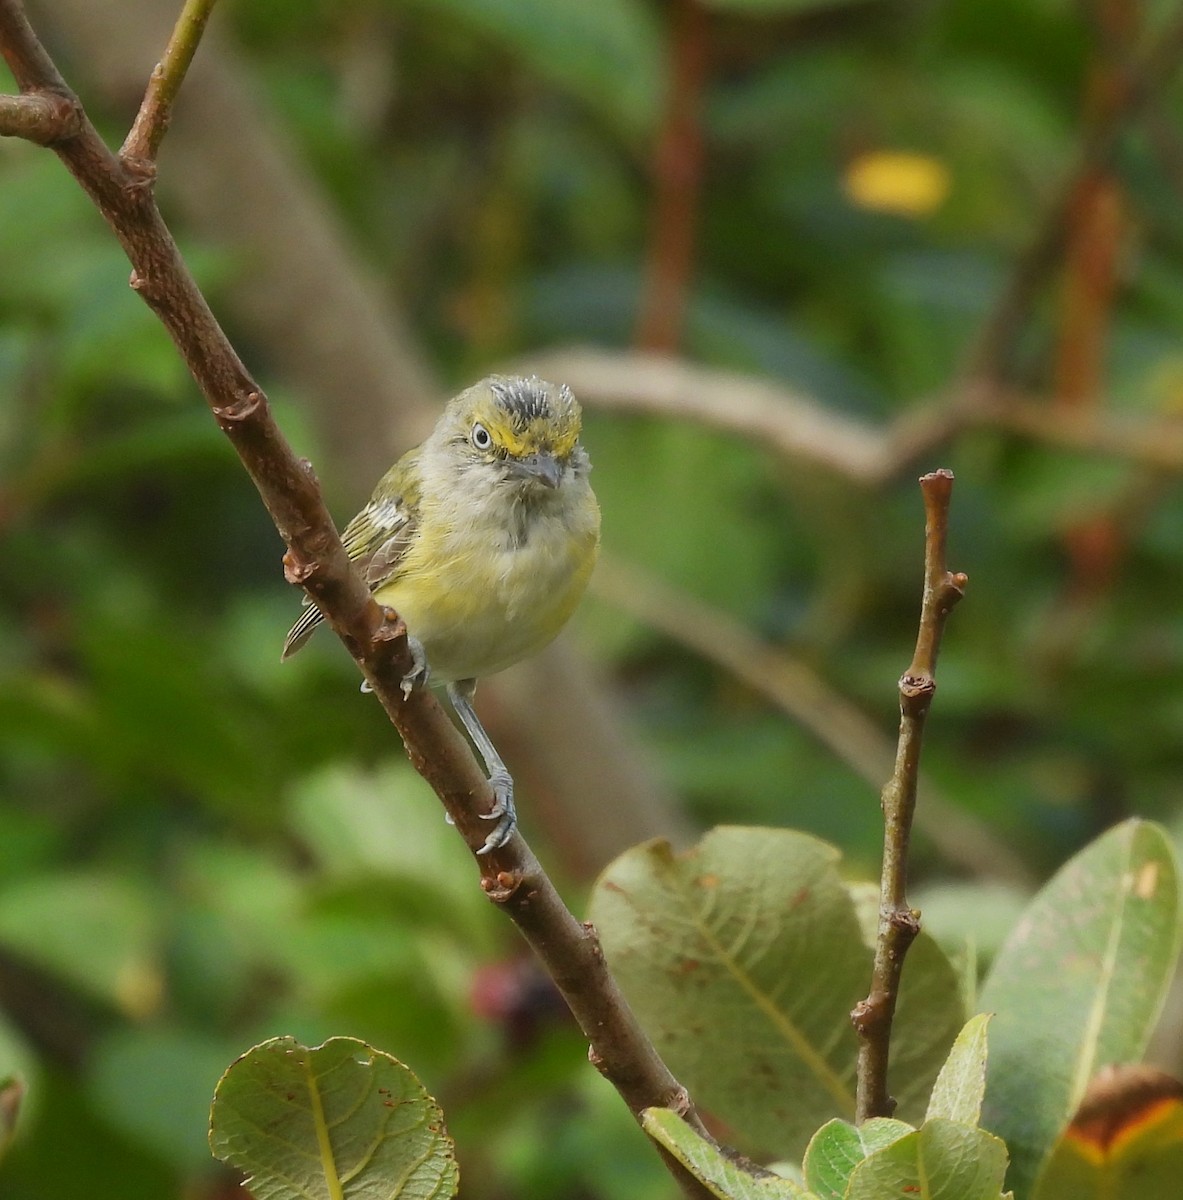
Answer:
top-left (281, 450), bottom-right (422, 659)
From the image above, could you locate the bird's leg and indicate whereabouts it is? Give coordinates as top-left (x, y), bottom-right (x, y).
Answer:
top-left (446, 678), bottom-right (515, 854)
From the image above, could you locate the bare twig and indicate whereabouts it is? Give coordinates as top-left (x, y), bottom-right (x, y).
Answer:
top-left (120, 0), bottom-right (219, 164)
top-left (0, 6), bottom-right (713, 1192)
top-left (853, 470), bottom-right (967, 1122)
top-left (592, 556), bottom-right (1028, 885)
top-left (0, 88), bottom-right (79, 142)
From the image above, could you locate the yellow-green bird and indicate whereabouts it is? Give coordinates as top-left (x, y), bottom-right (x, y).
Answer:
top-left (282, 375), bottom-right (601, 853)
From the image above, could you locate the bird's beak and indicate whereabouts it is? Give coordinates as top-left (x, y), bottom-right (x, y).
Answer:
top-left (515, 452), bottom-right (562, 489)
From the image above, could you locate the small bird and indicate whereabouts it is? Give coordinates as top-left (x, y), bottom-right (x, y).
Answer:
top-left (282, 375), bottom-right (601, 853)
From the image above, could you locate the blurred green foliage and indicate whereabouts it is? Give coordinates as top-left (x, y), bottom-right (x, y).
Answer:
top-left (3, 0), bottom-right (1183, 1197)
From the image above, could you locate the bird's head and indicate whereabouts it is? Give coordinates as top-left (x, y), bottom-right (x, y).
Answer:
top-left (441, 375), bottom-right (587, 493)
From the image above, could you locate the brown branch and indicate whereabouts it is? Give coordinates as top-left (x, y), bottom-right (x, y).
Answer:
top-left (634, 0), bottom-right (709, 352)
top-left (853, 470), bottom-right (967, 1122)
top-left (523, 348), bottom-right (1183, 485)
top-left (0, 6), bottom-right (713, 1193)
top-left (0, 88), bottom-right (79, 141)
top-left (121, 0), bottom-right (219, 164)
top-left (591, 556), bottom-right (1029, 886)
top-left (521, 347), bottom-right (898, 483)
top-left (964, 8), bottom-right (1183, 386)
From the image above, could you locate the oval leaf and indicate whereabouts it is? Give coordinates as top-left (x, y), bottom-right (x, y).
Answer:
top-left (980, 820), bottom-right (1181, 1197)
top-left (802, 1117), bottom-right (913, 1200)
top-left (591, 828), bottom-right (962, 1157)
top-left (209, 1036), bottom-right (458, 1200)
top-left (845, 1118), bottom-right (1009, 1200)
top-left (590, 828), bottom-right (867, 1155)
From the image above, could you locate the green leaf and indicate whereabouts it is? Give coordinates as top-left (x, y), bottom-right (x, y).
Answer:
top-left (845, 1118), bottom-right (1009, 1200)
top-left (91, 1028), bottom-right (241, 1171)
top-left (980, 820), bottom-right (1182, 1197)
top-left (641, 1108), bottom-right (814, 1199)
top-left (209, 1036), bottom-right (458, 1200)
top-left (590, 828), bottom-right (866, 1156)
top-left (405, 0), bottom-right (662, 136)
top-left (591, 830), bottom-right (963, 1157)
top-left (0, 871), bottom-right (161, 1014)
top-left (802, 1117), bottom-right (912, 1200)
top-left (927, 1014), bottom-right (992, 1126)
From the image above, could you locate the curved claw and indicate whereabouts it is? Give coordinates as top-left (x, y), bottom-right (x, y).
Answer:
top-left (400, 635), bottom-right (430, 700)
top-left (475, 772), bottom-right (516, 855)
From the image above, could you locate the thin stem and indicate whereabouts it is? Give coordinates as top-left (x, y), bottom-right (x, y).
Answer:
top-left (121, 0), bottom-right (220, 163)
top-left (853, 470), bottom-right (967, 1122)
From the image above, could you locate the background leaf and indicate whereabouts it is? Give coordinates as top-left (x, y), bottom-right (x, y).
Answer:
top-left (590, 828), bottom-right (961, 1156)
top-left (980, 820), bottom-right (1182, 1197)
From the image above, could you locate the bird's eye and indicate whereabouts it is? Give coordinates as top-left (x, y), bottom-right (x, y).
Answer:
top-left (471, 423), bottom-right (492, 450)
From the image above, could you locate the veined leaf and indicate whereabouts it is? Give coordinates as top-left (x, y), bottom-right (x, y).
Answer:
top-left (802, 1117), bottom-right (912, 1200)
top-left (845, 1117), bottom-right (1008, 1200)
top-left (591, 828), bottom-right (962, 1157)
top-left (980, 820), bottom-right (1181, 1198)
top-left (209, 1036), bottom-right (457, 1200)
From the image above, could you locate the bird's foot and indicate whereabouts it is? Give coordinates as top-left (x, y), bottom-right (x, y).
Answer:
top-left (357, 634), bottom-right (429, 698)
top-left (400, 635), bottom-right (430, 700)
top-left (475, 770), bottom-right (516, 855)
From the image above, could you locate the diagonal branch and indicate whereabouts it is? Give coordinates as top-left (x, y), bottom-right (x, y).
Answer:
top-left (852, 470), bottom-right (967, 1122)
top-left (0, 5), bottom-right (713, 1192)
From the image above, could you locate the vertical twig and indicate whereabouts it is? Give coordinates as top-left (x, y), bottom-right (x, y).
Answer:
top-left (634, 0), bottom-right (709, 352)
top-left (852, 469), bottom-right (967, 1121)
top-left (1049, 0), bottom-right (1136, 618)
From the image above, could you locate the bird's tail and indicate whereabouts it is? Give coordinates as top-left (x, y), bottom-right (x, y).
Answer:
top-left (281, 603), bottom-right (325, 660)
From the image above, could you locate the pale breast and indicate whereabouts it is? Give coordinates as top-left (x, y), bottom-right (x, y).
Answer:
top-left (374, 488), bottom-right (599, 683)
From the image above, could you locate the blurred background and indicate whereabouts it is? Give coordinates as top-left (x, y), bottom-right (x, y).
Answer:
top-left (4, 0), bottom-right (1183, 1195)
